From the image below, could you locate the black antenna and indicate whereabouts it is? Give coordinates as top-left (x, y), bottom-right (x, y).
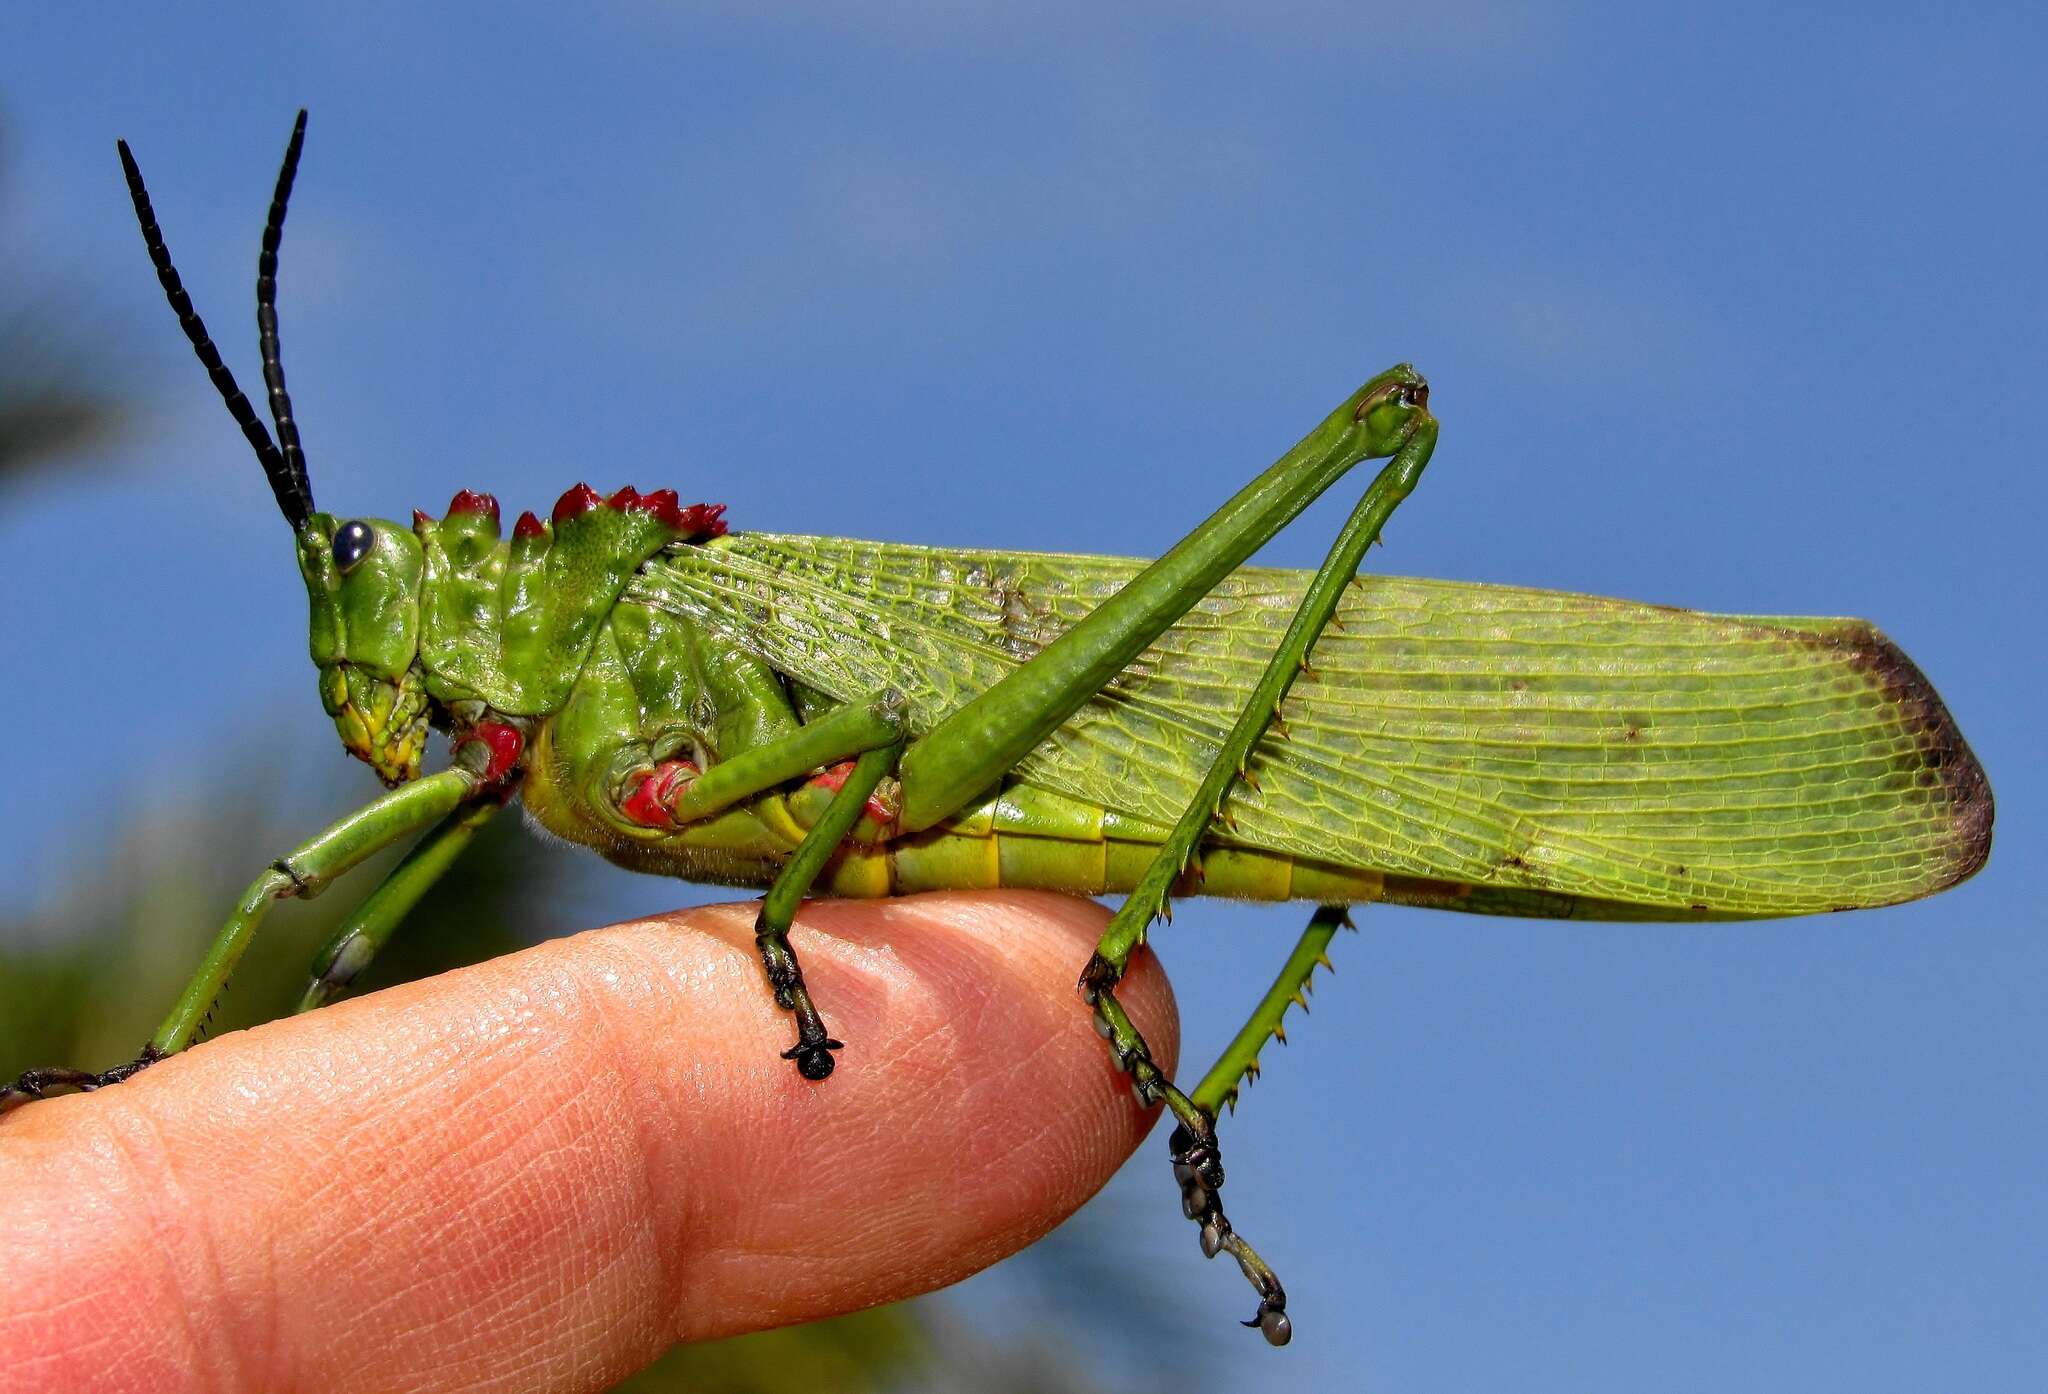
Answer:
top-left (118, 111), bottom-right (315, 529)
top-left (257, 110), bottom-right (312, 522)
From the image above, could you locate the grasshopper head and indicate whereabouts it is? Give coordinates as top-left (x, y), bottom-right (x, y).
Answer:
top-left (299, 515), bottom-right (431, 786)
top-left (119, 115), bottom-right (433, 786)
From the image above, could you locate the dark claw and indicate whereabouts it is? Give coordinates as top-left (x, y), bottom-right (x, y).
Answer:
top-left (782, 1037), bottom-right (844, 1081)
top-left (1138, 1038), bottom-right (1291, 1345)
top-left (1076, 952), bottom-right (1118, 1005)
top-left (1, 1047), bottom-right (163, 1116)
top-left (1248, 1306), bottom-right (1291, 1346)
top-left (0, 1070), bottom-right (92, 1115)
top-left (1168, 1122), bottom-right (1224, 1185)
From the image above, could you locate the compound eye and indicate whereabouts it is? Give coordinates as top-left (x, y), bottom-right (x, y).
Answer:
top-left (332, 520), bottom-right (376, 574)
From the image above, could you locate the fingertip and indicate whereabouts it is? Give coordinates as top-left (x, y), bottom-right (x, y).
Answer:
top-left (0, 891), bottom-right (1181, 1391)
top-left (593, 891), bottom-right (1180, 1333)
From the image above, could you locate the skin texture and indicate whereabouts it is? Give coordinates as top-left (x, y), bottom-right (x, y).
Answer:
top-left (0, 892), bottom-right (1177, 1394)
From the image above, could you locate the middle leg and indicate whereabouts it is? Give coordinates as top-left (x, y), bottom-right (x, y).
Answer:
top-left (753, 742), bottom-right (902, 1079)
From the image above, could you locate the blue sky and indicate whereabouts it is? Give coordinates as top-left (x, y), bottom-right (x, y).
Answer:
top-left (2, 4), bottom-right (2043, 1390)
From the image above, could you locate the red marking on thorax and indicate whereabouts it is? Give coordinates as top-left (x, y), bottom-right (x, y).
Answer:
top-left (449, 490), bottom-right (501, 524)
top-left (552, 482), bottom-right (603, 525)
top-left (471, 721), bottom-right (525, 785)
top-left (804, 761), bottom-right (899, 829)
top-left (638, 488), bottom-right (685, 530)
top-left (526, 487), bottom-right (728, 541)
top-left (620, 759), bottom-right (699, 828)
top-left (810, 760), bottom-right (856, 795)
top-left (677, 501), bottom-right (728, 538)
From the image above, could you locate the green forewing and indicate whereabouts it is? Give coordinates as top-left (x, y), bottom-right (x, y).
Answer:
top-left (627, 533), bottom-right (1990, 918)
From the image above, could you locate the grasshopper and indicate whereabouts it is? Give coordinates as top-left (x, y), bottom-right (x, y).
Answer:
top-left (2, 113), bottom-right (1993, 1344)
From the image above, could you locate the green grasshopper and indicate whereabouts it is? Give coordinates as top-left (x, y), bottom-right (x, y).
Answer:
top-left (2, 113), bottom-right (1994, 1344)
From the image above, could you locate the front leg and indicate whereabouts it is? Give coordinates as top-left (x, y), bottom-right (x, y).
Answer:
top-left (297, 797), bottom-right (505, 1013)
top-left (2, 760), bottom-right (491, 1116)
top-left (1, 1053), bottom-right (164, 1113)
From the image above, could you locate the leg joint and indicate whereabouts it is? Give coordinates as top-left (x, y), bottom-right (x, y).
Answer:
top-left (1077, 951), bottom-right (1121, 1004)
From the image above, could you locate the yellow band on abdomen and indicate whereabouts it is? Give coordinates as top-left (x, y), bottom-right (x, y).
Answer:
top-left (823, 824), bottom-right (1383, 904)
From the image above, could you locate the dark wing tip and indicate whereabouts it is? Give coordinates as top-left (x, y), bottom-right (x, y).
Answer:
top-left (1846, 624), bottom-right (1994, 892)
